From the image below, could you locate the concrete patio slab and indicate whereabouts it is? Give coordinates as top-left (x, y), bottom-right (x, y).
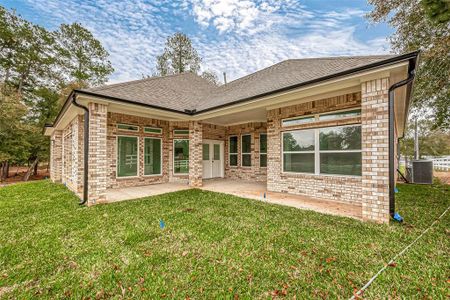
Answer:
top-left (104, 179), bottom-right (362, 220)
top-left (105, 182), bottom-right (190, 202)
top-left (201, 179), bottom-right (362, 220)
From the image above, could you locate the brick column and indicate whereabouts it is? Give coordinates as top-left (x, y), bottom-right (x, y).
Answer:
top-left (50, 130), bottom-right (63, 182)
top-left (189, 121), bottom-right (203, 187)
top-left (87, 103), bottom-right (108, 205)
top-left (361, 77), bottom-right (390, 223)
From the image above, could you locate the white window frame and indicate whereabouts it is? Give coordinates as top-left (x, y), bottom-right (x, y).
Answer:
top-left (116, 135), bottom-right (139, 178)
top-left (281, 107), bottom-right (361, 128)
top-left (281, 124), bottom-right (362, 177)
top-left (117, 123), bottom-right (139, 132)
top-left (144, 127), bottom-right (162, 134)
top-left (173, 129), bottom-right (189, 136)
top-left (281, 129), bottom-right (316, 175)
top-left (228, 135), bottom-right (238, 167)
top-left (241, 134), bottom-right (252, 168)
top-left (173, 139), bottom-right (189, 175)
top-left (259, 133), bottom-right (267, 168)
top-left (143, 137), bottom-right (163, 177)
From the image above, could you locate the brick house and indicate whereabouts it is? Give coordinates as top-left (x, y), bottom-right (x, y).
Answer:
top-left (44, 52), bottom-right (419, 223)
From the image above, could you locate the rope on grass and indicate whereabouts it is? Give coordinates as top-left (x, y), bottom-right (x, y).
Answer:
top-left (349, 205), bottom-right (450, 300)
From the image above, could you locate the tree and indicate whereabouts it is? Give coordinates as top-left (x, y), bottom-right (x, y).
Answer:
top-left (367, 0), bottom-right (450, 129)
top-left (0, 6), bottom-right (114, 180)
top-left (56, 23), bottom-right (114, 86)
top-left (155, 32), bottom-right (201, 75)
top-left (201, 70), bottom-right (220, 85)
top-left (400, 118), bottom-right (450, 158)
top-left (422, 0), bottom-right (450, 23)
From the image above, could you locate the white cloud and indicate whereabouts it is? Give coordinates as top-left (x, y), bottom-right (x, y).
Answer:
top-left (19, 0), bottom-right (391, 84)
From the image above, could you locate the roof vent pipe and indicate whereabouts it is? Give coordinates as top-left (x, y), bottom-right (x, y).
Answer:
top-left (71, 94), bottom-right (89, 205)
top-left (223, 72), bottom-right (227, 84)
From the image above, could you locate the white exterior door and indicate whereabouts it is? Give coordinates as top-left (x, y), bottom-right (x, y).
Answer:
top-left (202, 140), bottom-right (224, 179)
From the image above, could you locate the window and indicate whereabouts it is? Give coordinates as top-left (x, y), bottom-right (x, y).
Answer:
top-left (202, 143), bottom-right (209, 160)
top-left (260, 133), bottom-right (267, 167)
top-left (282, 116), bottom-right (315, 127)
top-left (144, 138), bottom-right (161, 175)
top-left (282, 125), bottom-right (362, 176)
top-left (319, 125), bottom-right (361, 176)
top-left (117, 123), bottom-right (138, 132)
top-left (174, 129), bottom-right (189, 136)
top-left (241, 134), bottom-right (251, 167)
top-left (117, 136), bottom-right (138, 177)
top-left (144, 127), bottom-right (162, 134)
top-left (282, 130), bottom-right (315, 173)
top-left (229, 136), bottom-right (238, 166)
top-left (319, 109), bottom-right (361, 121)
top-left (173, 139), bottom-right (189, 174)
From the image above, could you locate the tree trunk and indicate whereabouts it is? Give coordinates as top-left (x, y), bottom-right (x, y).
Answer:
top-left (5, 162), bottom-right (10, 178)
top-left (34, 161), bottom-right (39, 176)
top-left (0, 161), bottom-right (8, 181)
top-left (23, 158), bottom-right (38, 181)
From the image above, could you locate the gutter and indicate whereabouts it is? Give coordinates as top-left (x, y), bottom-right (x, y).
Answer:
top-left (387, 54), bottom-right (418, 218)
top-left (71, 94), bottom-right (89, 205)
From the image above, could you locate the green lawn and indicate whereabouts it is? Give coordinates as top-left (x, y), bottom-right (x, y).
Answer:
top-left (0, 181), bottom-right (448, 299)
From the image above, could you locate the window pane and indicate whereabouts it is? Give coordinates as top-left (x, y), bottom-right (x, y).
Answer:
top-left (230, 154), bottom-right (238, 166)
top-left (283, 153), bottom-right (315, 173)
top-left (174, 139), bottom-right (189, 174)
top-left (260, 154), bottom-right (267, 167)
top-left (260, 134), bottom-right (267, 153)
top-left (214, 144), bottom-right (220, 160)
top-left (117, 124), bottom-right (138, 131)
top-left (144, 127), bottom-right (162, 134)
top-left (319, 109), bottom-right (361, 121)
top-left (117, 136), bottom-right (138, 177)
top-left (229, 136), bottom-right (238, 153)
top-left (320, 152), bottom-right (361, 176)
top-left (242, 135), bottom-right (251, 153)
top-left (174, 129), bottom-right (189, 136)
top-left (320, 126), bottom-right (361, 150)
top-left (144, 138), bottom-right (161, 175)
top-left (202, 144), bottom-right (209, 160)
top-left (283, 130), bottom-right (315, 151)
top-left (242, 154), bottom-right (251, 166)
top-left (282, 116), bottom-right (315, 127)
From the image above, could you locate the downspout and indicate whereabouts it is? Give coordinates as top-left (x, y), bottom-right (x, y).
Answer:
top-left (71, 94), bottom-right (89, 205)
top-left (388, 63), bottom-right (416, 218)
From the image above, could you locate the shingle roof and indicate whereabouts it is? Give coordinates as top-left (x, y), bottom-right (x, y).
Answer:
top-left (81, 54), bottom-right (405, 113)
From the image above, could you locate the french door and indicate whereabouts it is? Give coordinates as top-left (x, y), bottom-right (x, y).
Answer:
top-left (202, 140), bottom-right (224, 179)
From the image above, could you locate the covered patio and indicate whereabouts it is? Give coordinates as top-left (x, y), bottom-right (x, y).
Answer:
top-left (104, 179), bottom-right (363, 220)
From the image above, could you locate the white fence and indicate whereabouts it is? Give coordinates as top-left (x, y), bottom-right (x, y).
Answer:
top-left (430, 156), bottom-right (450, 171)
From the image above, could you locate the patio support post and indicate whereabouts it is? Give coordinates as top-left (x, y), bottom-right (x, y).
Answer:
top-left (360, 77), bottom-right (390, 223)
top-left (189, 120), bottom-right (203, 187)
top-left (87, 102), bottom-right (108, 205)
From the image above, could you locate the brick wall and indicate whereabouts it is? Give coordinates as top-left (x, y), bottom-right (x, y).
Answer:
top-left (224, 122), bottom-right (267, 182)
top-left (266, 92), bottom-right (363, 205)
top-left (50, 130), bottom-right (63, 182)
top-left (87, 103), bottom-right (108, 205)
top-left (189, 121), bottom-right (203, 187)
top-left (361, 78), bottom-right (390, 223)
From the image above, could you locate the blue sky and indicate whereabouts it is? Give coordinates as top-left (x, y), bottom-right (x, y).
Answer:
top-left (1, 0), bottom-right (394, 84)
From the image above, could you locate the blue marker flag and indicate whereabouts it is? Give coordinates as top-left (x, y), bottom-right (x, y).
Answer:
top-left (159, 219), bottom-right (165, 229)
top-left (394, 187), bottom-right (399, 193)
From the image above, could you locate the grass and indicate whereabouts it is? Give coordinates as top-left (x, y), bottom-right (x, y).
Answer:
top-left (0, 180), bottom-right (448, 299)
